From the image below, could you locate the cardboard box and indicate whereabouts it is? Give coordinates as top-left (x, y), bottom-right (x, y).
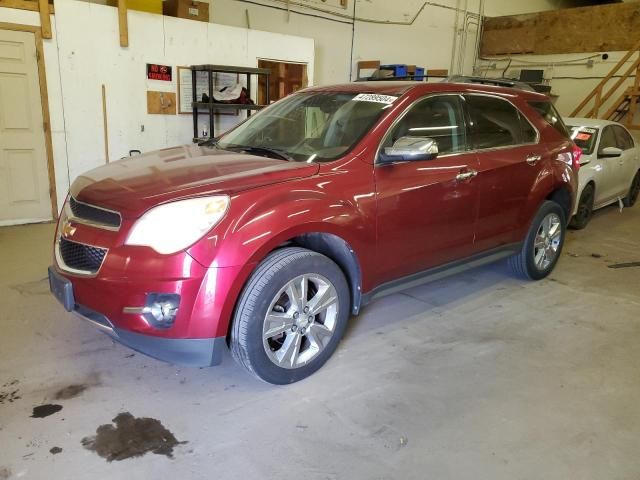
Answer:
top-left (107, 0), bottom-right (162, 15)
top-left (163, 0), bottom-right (209, 22)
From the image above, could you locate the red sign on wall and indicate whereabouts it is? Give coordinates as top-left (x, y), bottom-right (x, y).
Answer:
top-left (147, 64), bottom-right (172, 81)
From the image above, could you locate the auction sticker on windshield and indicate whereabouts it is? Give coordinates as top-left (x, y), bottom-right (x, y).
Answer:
top-left (352, 93), bottom-right (398, 104)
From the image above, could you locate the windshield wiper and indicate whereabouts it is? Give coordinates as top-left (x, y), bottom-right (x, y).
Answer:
top-left (225, 144), bottom-right (294, 162)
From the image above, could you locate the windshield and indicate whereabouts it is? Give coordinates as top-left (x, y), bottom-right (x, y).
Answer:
top-left (568, 125), bottom-right (598, 155)
top-left (217, 92), bottom-right (398, 162)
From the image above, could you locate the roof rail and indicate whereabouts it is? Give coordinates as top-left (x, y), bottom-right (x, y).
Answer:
top-left (444, 75), bottom-right (537, 93)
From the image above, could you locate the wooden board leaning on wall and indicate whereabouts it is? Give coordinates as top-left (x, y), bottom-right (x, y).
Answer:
top-left (481, 2), bottom-right (640, 56)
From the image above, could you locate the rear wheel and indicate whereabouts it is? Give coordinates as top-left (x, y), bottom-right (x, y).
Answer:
top-left (509, 201), bottom-right (566, 280)
top-left (623, 170), bottom-right (640, 207)
top-left (569, 183), bottom-right (594, 230)
top-left (230, 247), bottom-right (350, 384)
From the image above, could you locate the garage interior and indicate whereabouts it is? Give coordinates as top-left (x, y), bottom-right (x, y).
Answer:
top-left (1, 0), bottom-right (640, 478)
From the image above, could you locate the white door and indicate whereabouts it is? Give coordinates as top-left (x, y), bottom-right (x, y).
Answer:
top-left (0, 29), bottom-right (52, 225)
top-left (595, 125), bottom-right (623, 203)
top-left (613, 125), bottom-right (639, 196)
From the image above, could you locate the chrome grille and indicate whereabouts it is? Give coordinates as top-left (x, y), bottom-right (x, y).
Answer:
top-left (69, 197), bottom-right (121, 229)
top-left (58, 237), bottom-right (107, 274)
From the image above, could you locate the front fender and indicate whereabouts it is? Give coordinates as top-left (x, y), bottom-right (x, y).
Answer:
top-left (186, 171), bottom-right (377, 336)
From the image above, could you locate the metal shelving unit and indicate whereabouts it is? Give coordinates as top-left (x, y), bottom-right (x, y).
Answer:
top-left (191, 64), bottom-right (270, 143)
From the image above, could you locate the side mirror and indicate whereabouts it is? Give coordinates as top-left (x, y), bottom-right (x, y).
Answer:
top-left (380, 136), bottom-right (438, 163)
top-left (599, 146), bottom-right (623, 158)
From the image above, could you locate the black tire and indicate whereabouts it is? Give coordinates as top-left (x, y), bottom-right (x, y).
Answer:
top-left (569, 183), bottom-right (595, 230)
top-left (230, 247), bottom-right (350, 384)
top-left (623, 170), bottom-right (640, 208)
top-left (509, 201), bottom-right (566, 280)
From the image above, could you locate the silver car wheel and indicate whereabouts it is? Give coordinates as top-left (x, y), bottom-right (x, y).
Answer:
top-left (262, 273), bottom-right (339, 369)
top-left (533, 212), bottom-right (562, 271)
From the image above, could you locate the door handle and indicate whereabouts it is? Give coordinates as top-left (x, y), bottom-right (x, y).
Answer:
top-left (526, 154), bottom-right (542, 165)
top-left (456, 169), bottom-right (478, 181)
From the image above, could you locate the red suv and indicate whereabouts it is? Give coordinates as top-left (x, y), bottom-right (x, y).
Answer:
top-left (49, 82), bottom-right (578, 384)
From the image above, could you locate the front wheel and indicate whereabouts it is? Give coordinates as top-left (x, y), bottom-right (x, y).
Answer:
top-left (569, 183), bottom-right (594, 230)
top-left (623, 170), bottom-right (640, 207)
top-left (509, 201), bottom-right (566, 280)
top-left (230, 247), bottom-right (350, 384)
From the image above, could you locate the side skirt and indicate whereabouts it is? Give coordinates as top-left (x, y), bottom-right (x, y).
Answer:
top-left (360, 243), bottom-right (522, 307)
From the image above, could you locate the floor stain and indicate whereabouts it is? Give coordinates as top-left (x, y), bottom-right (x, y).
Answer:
top-left (0, 466), bottom-right (11, 479)
top-left (608, 261), bottom-right (640, 269)
top-left (81, 412), bottom-right (186, 462)
top-left (49, 446), bottom-right (63, 455)
top-left (52, 372), bottom-right (101, 400)
top-left (0, 380), bottom-right (21, 404)
top-left (31, 404), bottom-right (63, 418)
top-left (54, 384), bottom-right (87, 400)
top-left (11, 277), bottom-right (50, 296)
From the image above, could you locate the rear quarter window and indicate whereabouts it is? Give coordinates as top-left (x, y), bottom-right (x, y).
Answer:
top-left (528, 101), bottom-right (570, 138)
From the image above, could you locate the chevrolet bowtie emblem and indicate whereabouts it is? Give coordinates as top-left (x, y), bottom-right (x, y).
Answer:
top-left (61, 221), bottom-right (76, 238)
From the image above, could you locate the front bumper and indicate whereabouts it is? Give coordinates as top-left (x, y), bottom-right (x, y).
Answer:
top-left (48, 266), bottom-right (226, 367)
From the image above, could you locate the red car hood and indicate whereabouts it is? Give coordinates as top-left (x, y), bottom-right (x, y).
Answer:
top-left (70, 145), bottom-right (319, 218)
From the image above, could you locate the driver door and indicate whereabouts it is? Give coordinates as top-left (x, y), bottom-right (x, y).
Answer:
top-left (612, 125), bottom-right (638, 196)
top-left (374, 94), bottom-right (480, 283)
top-left (597, 126), bottom-right (625, 203)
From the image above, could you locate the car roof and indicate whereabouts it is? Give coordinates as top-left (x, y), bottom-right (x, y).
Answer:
top-left (564, 117), bottom-right (621, 129)
top-left (300, 81), bottom-right (550, 101)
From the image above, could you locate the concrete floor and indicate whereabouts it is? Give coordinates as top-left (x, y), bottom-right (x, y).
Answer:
top-left (0, 204), bottom-right (639, 480)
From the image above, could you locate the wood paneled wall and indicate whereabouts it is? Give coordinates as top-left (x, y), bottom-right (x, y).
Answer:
top-left (481, 3), bottom-right (640, 56)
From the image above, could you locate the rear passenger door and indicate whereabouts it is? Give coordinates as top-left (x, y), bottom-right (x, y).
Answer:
top-left (465, 94), bottom-right (546, 251)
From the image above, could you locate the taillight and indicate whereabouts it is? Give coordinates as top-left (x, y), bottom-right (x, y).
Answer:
top-left (571, 145), bottom-right (582, 171)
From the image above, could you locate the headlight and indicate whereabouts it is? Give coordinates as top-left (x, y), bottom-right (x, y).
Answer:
top-left (125, 196), bottom-right (229, 254)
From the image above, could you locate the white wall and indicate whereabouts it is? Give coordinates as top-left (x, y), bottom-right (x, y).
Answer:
top-left (210, 0), bottom-right (353, 85)
top-left (209, 0), bottom-right (566, 86)
top-left (0, 0), bottom-right (314, 211)
top-left (211, 0), bottom-right (487, 84)
top-left (483, 0), bottom-right (556, 16)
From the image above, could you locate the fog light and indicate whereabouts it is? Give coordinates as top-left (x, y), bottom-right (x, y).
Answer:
top-left (144, 293), bottom-right (180, 328)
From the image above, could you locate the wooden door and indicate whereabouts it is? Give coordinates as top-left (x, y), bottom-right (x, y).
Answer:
top-left (0, 29), bottom-right (52, 225)
top-left (258, 60), bottom-right (308, 105)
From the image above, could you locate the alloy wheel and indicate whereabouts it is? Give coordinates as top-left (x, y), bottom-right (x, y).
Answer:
top-left (262, 274), bottom-right (339, 369)
top-left (533, 212), bottom-right (562, 271)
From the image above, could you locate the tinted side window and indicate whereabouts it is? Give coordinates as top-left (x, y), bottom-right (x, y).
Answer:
top-left (613, 125), bottom-right (634, 150)
top-left (519, 112), bottom-right (538, 143)
top-left (599, 126), bottom-right (617, 154)
top-left (528, 101), bottom-right (570, 138)
top-left (466, 95), bottom-right (526, 149)
top-left (384, 95), bottom-right (467, 156)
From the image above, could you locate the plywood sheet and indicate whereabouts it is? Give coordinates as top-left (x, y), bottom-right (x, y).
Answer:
top-left (481, 3), bottom-right (640, 56)
top-left (481, 14), bottom-right (536, 55)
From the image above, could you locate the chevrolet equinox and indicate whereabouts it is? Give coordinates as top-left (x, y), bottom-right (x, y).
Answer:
top-left (49, 82), bottom-right (579, 384)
